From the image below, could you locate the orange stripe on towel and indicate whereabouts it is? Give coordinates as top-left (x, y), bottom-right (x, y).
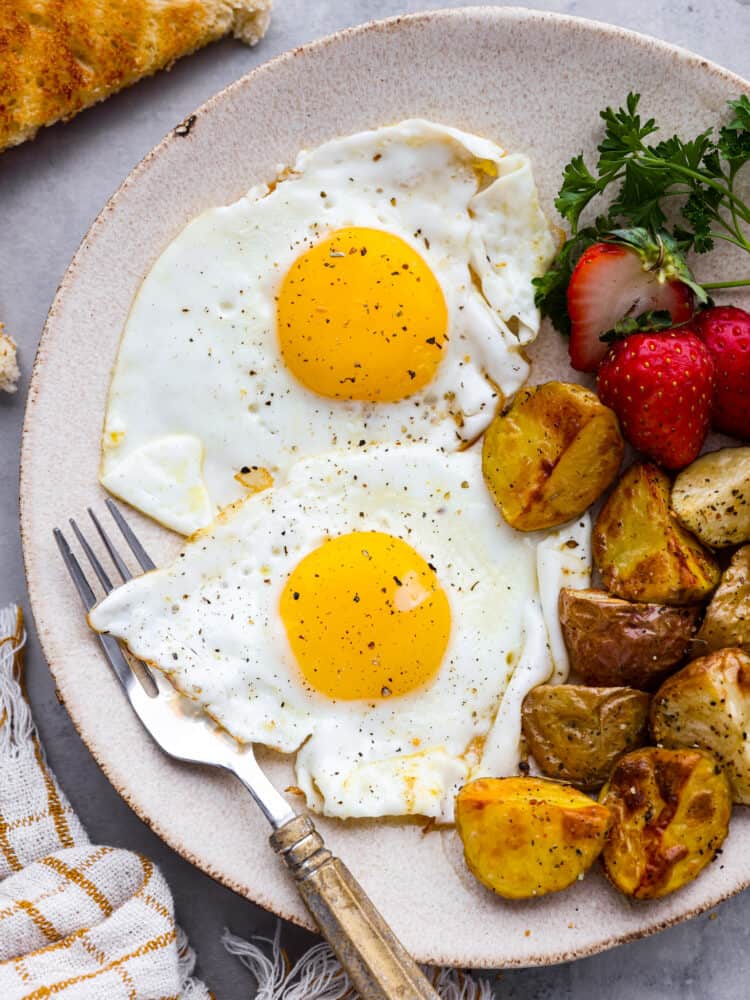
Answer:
top-left (0, 810), bottom-right (22, 872)
top-left (40, 857), bottom-right (112, 917)
top-left (33, 741), bottom-right (74, 849)
top-left (17, 900), bottom-right (58, 942)
top-left (20, 929), bottom-right (177, 998)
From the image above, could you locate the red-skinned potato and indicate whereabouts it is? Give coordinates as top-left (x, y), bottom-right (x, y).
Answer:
top-left (559, 588), bottom-right (700, 689)
top-left (522, 684), bottom-right (649, 789)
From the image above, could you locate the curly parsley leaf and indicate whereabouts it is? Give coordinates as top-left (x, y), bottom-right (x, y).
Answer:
top-left (727, 95), bottom-right (750, 133)
top-left (536, 93), bottom-right (750, 333)
top-left (554, 156), bottom-right (608, 232)
top-left (597, 93), bottom-right (659, 169)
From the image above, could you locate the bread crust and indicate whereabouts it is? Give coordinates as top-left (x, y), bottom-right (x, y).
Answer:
top-left (0, 0), bottom-right (271, 151)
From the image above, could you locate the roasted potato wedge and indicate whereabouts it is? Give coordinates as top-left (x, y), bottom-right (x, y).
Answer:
top-left (651, 649), bottom-right (750, 804)
top-left (482, 381), bottom-right (623, 532)
top-left (522, 685), bottom-right (649, 790)
top-left (455, 776), bottom-right (611, 899)
top-left (697, 546), bottom-right (750, 657)
top-left (559, 588), bottom-right (700, 689)
top-left (672, 447), bottom-right (750, 548)
top-left (599, 747), bottom-right (731, 899)
top-left (593, 463), bottom-right (720, 605)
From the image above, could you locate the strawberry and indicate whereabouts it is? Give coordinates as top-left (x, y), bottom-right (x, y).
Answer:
top-left (597, 330), bottom-right (714, 469)
top-left (567, 229), bottom-right (702, 373)
top-left (692, 306), bottom-right (750, 439)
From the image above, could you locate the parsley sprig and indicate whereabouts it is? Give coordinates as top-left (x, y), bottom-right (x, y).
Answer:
top-left (534, 93), bottom-right (750, 334)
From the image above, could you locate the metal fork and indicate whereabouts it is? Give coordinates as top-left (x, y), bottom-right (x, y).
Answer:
top-left (55, 499), bottom-right (439, 1000)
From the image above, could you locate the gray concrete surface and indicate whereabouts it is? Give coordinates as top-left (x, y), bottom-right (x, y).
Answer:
top-left (2, 2), bottom-right (750, 996)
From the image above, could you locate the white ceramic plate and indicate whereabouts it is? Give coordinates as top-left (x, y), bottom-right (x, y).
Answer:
top-left (21, 7), bottom-right (750, 968)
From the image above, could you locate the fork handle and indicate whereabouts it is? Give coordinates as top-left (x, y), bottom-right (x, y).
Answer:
top-left (270, 815), bottom-right (439, 999)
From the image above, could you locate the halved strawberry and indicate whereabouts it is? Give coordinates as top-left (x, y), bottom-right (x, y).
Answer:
top-left (567, 229), bottom-right (702, 373)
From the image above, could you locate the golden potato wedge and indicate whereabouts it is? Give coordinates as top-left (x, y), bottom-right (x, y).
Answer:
top-left (593, 463), bottom-right (720, 605)
top-left (482, 381), bottom-right (623, 532)
top-left (599, 747), bottom-right (731, 899)
top-left (651, 649), bottom-right (750, 804)
top-left (672, 447), bottom-right (750, 548)
top-left (559, 588), bottom-right (700, 689)
top-left (455, 776), bottom-right (611, 899)
top-left (522, 685), bottom-right (649, 790)
top-left (697, 546), bottom-right (750, 657)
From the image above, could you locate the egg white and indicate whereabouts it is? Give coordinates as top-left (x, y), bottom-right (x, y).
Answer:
top-left (100, 120), bottom-right (556, 535)
top-left (89, 445), bottom-right (590, 822)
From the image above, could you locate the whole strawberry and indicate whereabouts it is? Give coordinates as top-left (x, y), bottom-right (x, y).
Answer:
top-left (598, 330), bottom-right (714, 470)
top-left (692, 306), bottom-right (750, 439)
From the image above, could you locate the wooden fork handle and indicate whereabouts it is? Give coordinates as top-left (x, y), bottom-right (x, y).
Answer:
top-left (270, 815), bottom-right (439, 999)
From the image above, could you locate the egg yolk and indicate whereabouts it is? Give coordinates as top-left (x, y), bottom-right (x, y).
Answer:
top-left (280, 530), bottom-right (451, 700)
top-left (276, 227), bottom-right (448, 402)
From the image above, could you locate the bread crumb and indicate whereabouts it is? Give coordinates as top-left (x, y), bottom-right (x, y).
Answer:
top-left (0, 325), bottom-right (20, 393)
top-left (231, 0), bottom-right (273, 45)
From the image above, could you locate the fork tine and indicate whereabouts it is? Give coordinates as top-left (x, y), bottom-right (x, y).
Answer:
top-left (105, 498), bottom-right (156, 571)
top-left (70, 518), bottom-right (114, 593)
top-left (54, 528), bottom-right (97, 610)
top-left (55, 522), bottom-right (158, 695)
top-left (88, 507), bottom-right (131, 582)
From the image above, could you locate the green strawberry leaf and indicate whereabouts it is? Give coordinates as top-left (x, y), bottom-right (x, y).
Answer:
top-left (599, 309), bottom-right (674, 343)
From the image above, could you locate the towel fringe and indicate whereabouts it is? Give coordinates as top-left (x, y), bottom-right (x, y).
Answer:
top-left (222, 922), bottom-right (493, 999)
top-left (0, 604), bottom-right (32, 757)
top-left (176, 925), bottom-right (210, 999)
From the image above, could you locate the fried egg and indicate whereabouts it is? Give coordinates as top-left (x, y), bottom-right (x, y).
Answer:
top-left (100, 120), bottom-right (555, 535)
top-left (89, 445), bottom-right (590, 821)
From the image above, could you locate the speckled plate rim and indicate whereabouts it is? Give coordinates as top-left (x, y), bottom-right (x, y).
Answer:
top-left (19, 6), bottom-right (750, 968)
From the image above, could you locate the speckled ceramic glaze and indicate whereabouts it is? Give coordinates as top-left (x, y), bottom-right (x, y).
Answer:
top-left (21, 7), bottom-right (750, 968)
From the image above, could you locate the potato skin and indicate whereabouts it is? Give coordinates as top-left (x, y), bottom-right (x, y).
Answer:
top-left (455, 777), bottom-right (611, 899)
top-left (559, 588), bottom-right (700, 689)
top-left (599, 747), bottom-right (731, 899)
top-left (672, 447), bottom-right (750, 548)
top-left (482, 381), bottom-right (623, 532)
top-left (651, 649), bottom-right (750, 804)
top-left (522, 684), bottom-right (649, 790)
top-left (697, 546), bottom-right (750, 657)
top-left (593, 463), bottom-right (720, 605)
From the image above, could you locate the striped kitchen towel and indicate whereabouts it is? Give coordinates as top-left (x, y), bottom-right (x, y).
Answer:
top-left (0, 604), bottom-right (210, 999)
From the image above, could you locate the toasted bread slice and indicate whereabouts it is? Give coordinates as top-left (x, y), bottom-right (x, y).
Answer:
top-left (0, 0), bottom-right (271, 151)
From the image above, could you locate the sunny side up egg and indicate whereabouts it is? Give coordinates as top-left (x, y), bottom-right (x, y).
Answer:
top-left (89, 445), bottom-right (590, 822)
top-left (99, 120), bottom-right (556, 535)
